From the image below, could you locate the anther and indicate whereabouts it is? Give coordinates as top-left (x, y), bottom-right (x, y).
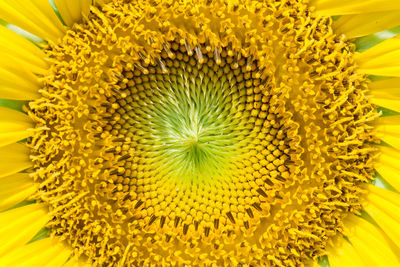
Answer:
top-left (156, 58), bottom-right (168, 73)
top-left (275, 176), bottom-right (287, 182)
top-left (214, 219), bottom-right (219, 229)
top-left (265, 178), bottom-right (274, 186)
top-left (160, 216), bottom-right (166, 228)
top-left (174, 216), bottom-right (181, 227)
top-left (245, 56), bottom-right (253, 72)
top-left (214, 47), bottom-right (221, 65)
top-left (118, 154), bottom-right (131, 161)
top-left (183, 224), bottom-right (189, 235)
top-left (134, 200), bottom-right (143, 209)
top-left (105, 148), bottom-right (116, 153)
top-left (138, 51), bottom-right (151, 65)
top-left (148, 215), bottom-right (157, 226)
top-left (195, 46), bottom-right (204, 64)
top-left (306, 58), bottom-right (317, 64)
top-left (226, 211), bottom-right (236, 224)
top-left (163, 43), bottom-right (175, 58)
top-left (232, 53), bottom-right (240, 70)
top-left (285, 159), bottom-right (295, 164)
top-left (245, 208), bottom-right (254, 218)
top-left (109, 169), bottom-right (118, 175)
top-left (275, 175), bottom-right (286, 182)
top-left (134, 63), bottom-right (149, 74)
top-left (204, 227), bottom-right (210, 237)
top-left (252, 203), bottom-right (262, 211)
top-left (184, 39), bottom-right (193, 56)
top-left (256, 188), bottom-right (268, 198)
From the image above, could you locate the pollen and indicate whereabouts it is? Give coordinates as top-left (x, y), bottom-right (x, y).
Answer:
top-left (28, 0), bottom-right (377, 266)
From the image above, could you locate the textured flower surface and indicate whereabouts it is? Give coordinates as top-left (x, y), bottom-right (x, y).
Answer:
top-left (1, 0), bottom-right (400, 266)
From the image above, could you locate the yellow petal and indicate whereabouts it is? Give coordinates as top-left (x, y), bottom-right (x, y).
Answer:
top-left (0, 237), bottom-right (72, 267)
top-left (369, 78), bottom-right (400, 112)
top-left (376, 146), bottom-right (400, 191)
top-left (0, 0), bottom-right (65, 42)
top-left (375, 115), bottom-right (400, 149)
top-left (355, 35), bottom-right (400, 77)
top-left (0, 107), bottom-right (33, 147)
top-left (0, 203), bottom-right (49, 256)
top-left (326, 235), bottom-right (364, 267)
top-left (376, 115), bottom-right (400, 126)
top-left (0, 25), bottom-right (48, 75)
top-left (0, 173), bottom-right (36, 211)
top-left (364, 185), bottom-right (400, 247)
top-left (54, 0), bottom-right (91, 27)
top-left (343, 214), bottom-right (399, 266)
top-left (0, 143), bottom-right (31, 178)
top-left (0, 15), bottom-right (49, 101)
top-left (334, 11), bottom-right (400, 39)
top-left (0, 66), bottom-right (41, 100)
top-left (310, 0), bottom-right (400, 16)
top-left (63, 256), bottom-right (92, 267)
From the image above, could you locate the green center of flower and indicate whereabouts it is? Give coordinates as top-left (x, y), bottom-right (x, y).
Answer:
top-left (154, 88), bottom-right (233, 182)
top-left (115, 57), bottom-right (263, 184)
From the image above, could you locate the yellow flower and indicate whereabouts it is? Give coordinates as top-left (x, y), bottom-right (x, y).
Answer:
top-left (0, 0), bottom-right (400, 266)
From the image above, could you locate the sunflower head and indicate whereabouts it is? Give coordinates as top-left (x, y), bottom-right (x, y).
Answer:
top-left (1, 0), bottom-right (400, 266)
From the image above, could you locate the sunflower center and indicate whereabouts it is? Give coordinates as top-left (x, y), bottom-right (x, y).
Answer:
top-left (28, 0), bottom-right (377, 266)
top-left (119, 62), bottom-right (240, 182)
top-left (111, 47), bottom-right (277, 185)
top-left (150, 89), bottom-right (230, 181)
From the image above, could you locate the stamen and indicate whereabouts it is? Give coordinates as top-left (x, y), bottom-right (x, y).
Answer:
top-left (214, 47), bottom-right (221, 65)
top-left (184, 39), bottom-right (193, 56)
top-left (163, 43), bottom-right (175, 59)
top-left (195, 46), bottom-right (204, 64)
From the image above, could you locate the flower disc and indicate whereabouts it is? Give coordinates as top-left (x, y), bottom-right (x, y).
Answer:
top-left (28, 0), bottom-right (377, 265)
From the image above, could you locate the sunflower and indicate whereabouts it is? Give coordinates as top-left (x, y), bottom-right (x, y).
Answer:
top-left (0, 0), bottom-right (400, 266)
